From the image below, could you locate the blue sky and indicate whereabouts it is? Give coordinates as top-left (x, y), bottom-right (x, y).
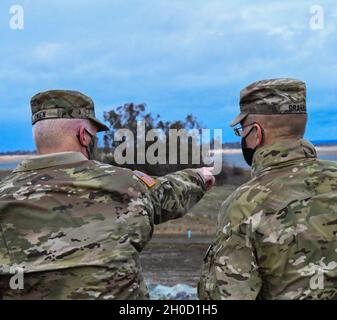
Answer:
top-left (1, 0), bottom-right (337, 151)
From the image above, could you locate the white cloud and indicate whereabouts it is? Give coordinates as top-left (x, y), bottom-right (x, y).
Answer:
top-left (32, 42), bottom-right (66, 64)
top-left (1, 0), bottom-right (337, 143)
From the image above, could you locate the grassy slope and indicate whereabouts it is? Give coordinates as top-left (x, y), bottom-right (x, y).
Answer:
top-left (153, 185), bottom-right (238, 236)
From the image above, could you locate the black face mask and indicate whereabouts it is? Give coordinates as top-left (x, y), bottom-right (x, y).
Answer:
top-left (86, 134), bottom-right (98, 160)
top-left (241, 126), bottom-right (258, 166)
top-left (77, 129), bottom-right (98, 160)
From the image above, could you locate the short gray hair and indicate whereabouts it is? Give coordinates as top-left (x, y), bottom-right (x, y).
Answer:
top-left (33, 118), bottom-right (94, 151)
top-left (247, 113), bottom-right (308, 139)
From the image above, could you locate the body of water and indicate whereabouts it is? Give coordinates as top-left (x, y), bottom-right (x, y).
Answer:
top-left (0, 162), bottom-right (20, 171)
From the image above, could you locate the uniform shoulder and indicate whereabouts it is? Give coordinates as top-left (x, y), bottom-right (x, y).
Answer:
top-left (219, 159), bottom-right (330, 230)
top-left (315, 158), bottom-right (337, 171)
top-left (83, 161), bottom-right (140, 183)
top-left (218, 178), bottom-right (262, 227)
top-left (88, 162), bottom-right (155, 192)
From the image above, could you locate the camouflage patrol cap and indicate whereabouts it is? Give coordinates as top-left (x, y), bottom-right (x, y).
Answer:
top-left (230, 78), bottom-right (307, 127)
top-left (31, 90), bottom-right (109, 132)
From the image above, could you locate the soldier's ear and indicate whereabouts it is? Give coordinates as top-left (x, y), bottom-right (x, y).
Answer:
top-left (255, 123), bottom-right (264, 146)
top-left (77, 126), bottom-right (88, 147)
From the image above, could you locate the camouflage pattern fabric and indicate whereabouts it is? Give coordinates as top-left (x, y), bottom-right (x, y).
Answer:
top-left (198, 139), bottom-right (337, 300)
top-left (31, 90), bottom-right (108, 132)
top-left (230, 78), bottom-right (306, 127)
top-left (0, 152), bottom-right (206, 299)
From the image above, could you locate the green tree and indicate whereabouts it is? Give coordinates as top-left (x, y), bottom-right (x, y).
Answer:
top-left (102, 103), bottom-right (205, 176)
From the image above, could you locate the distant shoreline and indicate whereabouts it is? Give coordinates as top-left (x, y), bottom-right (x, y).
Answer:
top-left (0, 155), bottom-right (35, 163)
top-left (315, 146), bottom-right (337, 154)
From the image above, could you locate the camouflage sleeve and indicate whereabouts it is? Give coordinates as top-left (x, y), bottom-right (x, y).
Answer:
top-left (148, 169), bottom-right (207, 225)
top-left (207, 226), bottom-right (262, 300)
top-left (199, 195), bottom-right (262, 300)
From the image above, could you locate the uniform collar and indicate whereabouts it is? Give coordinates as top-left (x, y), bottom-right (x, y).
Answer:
top-left (13, 152), bottom-right (87, 172)
top-left (251, 139), bottom-right (317, 177)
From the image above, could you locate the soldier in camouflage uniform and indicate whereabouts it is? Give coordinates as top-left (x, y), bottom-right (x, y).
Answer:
top-left (0, 90), bottom-right (215, 299)
top-left (198, 78), bottom-right (337, 300)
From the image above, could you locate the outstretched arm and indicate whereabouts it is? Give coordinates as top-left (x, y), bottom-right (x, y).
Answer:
top-left (148, 167), bottom-right (214, 225)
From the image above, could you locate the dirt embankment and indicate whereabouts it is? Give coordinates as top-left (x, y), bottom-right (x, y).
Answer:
top-left (141, 235), bottom-right (212, 287)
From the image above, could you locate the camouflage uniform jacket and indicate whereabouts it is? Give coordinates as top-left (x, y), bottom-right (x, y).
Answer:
top-left (0, 152), bottom-right (206, 299)
top-left (198, 139), bottom-right (337, 300)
